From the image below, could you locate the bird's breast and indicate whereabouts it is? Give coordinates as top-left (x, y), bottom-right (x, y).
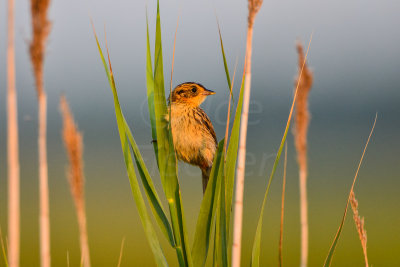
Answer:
top-left (168, 104), bottom-right (216, 168)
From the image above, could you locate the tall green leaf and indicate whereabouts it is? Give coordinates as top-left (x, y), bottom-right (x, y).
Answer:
top-left (93, 28), bottom-right (168, 267)
top-left (192, 140), bottom-right (224, 267)
top-left (216, 23), bottom-right (246, 265)
top-left (251, 120), bottom-right (290, 267)
top-left (152, 1), bottom-right (192, 265)
top-left (225, 71), bottom-right (245, 233)
top-left (146, 12), bottom-right (159, 167)
top-left (124, 119), bottom-right (174, 246)
top-left (216, 21), bottom-right (233, 100)
top-left (215, 159), bottom-right (228, 267)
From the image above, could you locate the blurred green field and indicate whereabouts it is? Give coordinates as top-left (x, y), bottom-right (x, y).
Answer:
top-left (1, 111), bottom-right (399, 266)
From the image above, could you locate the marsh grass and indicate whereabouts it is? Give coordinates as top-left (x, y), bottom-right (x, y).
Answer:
top-left (232, 1), bottom-right (263, 265)
top-left (293, 42), bottom-right (314, 267)
top-left (250, 33), bottom-right (313, 267)
top-left (29, 0), bottom-right (52, 265)
top-left (323, 114), bottom-right (377, 266)
top-left (91, 2), bottom-right (378, 267)
top-left (60, 96), bottom-right (91, 267)
top-left (0, 0), bottom-right (382, 266)
top-left (93, 1), bottom-right (245, 265)
top-left (278, 144), bottom-right (288, 267)
top-left (7, 0), bottom-right (20, 265)
top-left (349, 192), bottom-right (369, 266)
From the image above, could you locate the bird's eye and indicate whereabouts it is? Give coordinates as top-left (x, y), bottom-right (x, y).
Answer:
top-left (191, 87), bottom-right (197, 93)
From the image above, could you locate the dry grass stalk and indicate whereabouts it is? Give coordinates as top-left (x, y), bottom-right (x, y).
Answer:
top-left (279, 143), bottom-right (288, 267)
top-left (29, 1), bottom-right (52, 266)
top-left (60, 96), bottom-right (91, 267)
top-left (117, 237), bottom-right (126, 267)
top-left (293, 42), bottom-right (313, 267)
top-left (349, 192), bottom-right (369, 267)
top-left (323, 114), bottom-right (377, 266)
top-left (232, 1), bottom-right (263, 266)
top-left (7, 0), bottom-right (20, 266)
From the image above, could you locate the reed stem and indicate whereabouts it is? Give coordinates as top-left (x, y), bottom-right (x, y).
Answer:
top-left (7, 0), bottom-right (20, 265)
top-left (232, 1), bottom-right (263, 266)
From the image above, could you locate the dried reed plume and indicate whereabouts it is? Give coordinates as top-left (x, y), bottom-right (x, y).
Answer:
top-left (7, 0), bottom-right (20, 266)
top-left (279, 143), bottom-right (288, 267)
top-left (60, 96), bottom-right (91, 267)
top-left (293, 41), bottom-right (313, 267)
top-left (324, 114), bottom-right (377, 266)
top-left (30, 0), bottom-right (51, 96)
top-left (232, 0), bottom-right (263, 266)
top-left (29, 0), bottom-right (51, 266)
top-left (349, 192), bottom-right (369, 267)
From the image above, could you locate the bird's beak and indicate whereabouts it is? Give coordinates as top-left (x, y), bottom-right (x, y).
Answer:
top-left (202, 89), bottom-right (215, 96)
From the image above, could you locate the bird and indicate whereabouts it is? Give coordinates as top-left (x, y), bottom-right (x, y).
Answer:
top-left (166, 82), bottom-right (217, 194)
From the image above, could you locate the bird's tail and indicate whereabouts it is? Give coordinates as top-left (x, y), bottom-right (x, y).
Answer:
top-left (201, 167), bottom-right (212, 194)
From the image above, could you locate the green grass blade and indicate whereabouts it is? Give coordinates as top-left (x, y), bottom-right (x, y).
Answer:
top-left (153, 2), bottom-right (192, 265)
top-left (323, 214), bottom-right (346, 267)
top-left (215, 26), bottom-right (245, 263)
top-left (146, 12), bottom-right (159, 167)
top-left (215, 160), bottom-right (228, 267)
top-left (124, 118), bottom-right (175, 246)
top-left (216, 21), bottom-right (233, 100)
top-left (225, 70), bottom-right (245, 237)
top-left (93, 27), bottom-right (168, 267)
top-left (251, 122), bottom-right (289, 267)
top-left (192, 140), bottom-right (224, 267)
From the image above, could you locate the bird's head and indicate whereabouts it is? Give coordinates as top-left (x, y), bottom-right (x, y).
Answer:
top-left (169, 82), bottom-right (215, 107)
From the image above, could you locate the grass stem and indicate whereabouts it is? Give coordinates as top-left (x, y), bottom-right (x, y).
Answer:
top-left (29, 0), bottom-right (52, 265)
top-left (232, 1), bottom-right (263, 266)
top-left (7, 0), bottom-right (20, 265)
top-left (279, 143), bottom-right (288, 267)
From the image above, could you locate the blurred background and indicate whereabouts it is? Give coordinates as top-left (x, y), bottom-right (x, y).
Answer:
top-left (0, 0), bottom-right (399, 266)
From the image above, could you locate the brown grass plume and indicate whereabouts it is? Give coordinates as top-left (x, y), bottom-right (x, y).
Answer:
top-left (293, 41), bottom-right (313, 267)
top-left (29, 1), bottom-right (52, 266)
top-left (349, 192), bottom-right (369, 267)
top-left (30, 0), bottom-right (51, 97)
top-left (60, 96), bottom-right (91, 267)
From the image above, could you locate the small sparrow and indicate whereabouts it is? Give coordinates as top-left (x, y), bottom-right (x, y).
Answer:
top-left (167, 82), bottom-right (217, 193)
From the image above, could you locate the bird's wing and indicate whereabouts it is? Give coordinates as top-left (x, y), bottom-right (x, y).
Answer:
top-left (197, 108), bottom-right (217, 147)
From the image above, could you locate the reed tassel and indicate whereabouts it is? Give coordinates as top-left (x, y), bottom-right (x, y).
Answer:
top-left (293, 42), bottom-right (313, 267)
top-left (60, 96), bottom-right (91, 267)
